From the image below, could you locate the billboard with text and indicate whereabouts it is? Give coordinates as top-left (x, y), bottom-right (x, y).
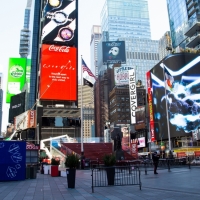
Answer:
top-left (39, 44), bottom-right (77, 101)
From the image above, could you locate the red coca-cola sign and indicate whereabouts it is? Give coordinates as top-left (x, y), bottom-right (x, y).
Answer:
top-left (49, 45), bottom-right (70, 53)
top-left (40, 44), bottom-right (77, 101)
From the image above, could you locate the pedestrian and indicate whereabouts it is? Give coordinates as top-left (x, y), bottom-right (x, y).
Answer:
top-left (152, 151), bottom-right (160, 174)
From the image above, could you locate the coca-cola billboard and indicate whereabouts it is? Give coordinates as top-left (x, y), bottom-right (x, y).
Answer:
top-left (42, 0), bottom-right (77, 47)
top-left (39, 44), bottom-right (77, 101)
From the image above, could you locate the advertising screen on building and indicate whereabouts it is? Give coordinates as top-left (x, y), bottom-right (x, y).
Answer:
top-left (39, 44), bottom-right (77, 101)
top-left (9, 92), bottom-right (26, 123)
top-left (26, 59), bottom-right (31, 83)
top-left (102, 41), bottom-right (126, 64)
top-left (150, 53), bottom-right (200, 140)
top-left (6, 58), bottom-right (26, 103)
top-left (114, 66), bottom-right (134, 86)
top-left (129, 69), bottom-right (137, 124)
top-left (135, 106), bottom-right (145, 124)
top-left (42, 0), bottom-right (77, 46)
top-left (14, 110), bottom-right (36, 131)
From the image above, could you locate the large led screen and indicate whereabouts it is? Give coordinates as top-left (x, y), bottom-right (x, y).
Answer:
top-left (42, 0), bottom-right (77, 46)
top-left (150, 53), bottom-right (200, 140)
top-left (6, 58), bottom-right (26, 103)
top-left (102, 41), bottom-right (126, 64)
top-left (40, 44), bottom-right (77, 101)
top-left (9, 92), bottom-right (26, 123)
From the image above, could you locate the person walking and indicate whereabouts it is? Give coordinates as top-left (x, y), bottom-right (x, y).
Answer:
top-left (152, 151), bottom-right (160, 174)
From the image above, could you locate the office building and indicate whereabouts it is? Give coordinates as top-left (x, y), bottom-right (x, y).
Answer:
top-left (78, 85), bottom-right (95, 140)
top-left (19, 0), bottom-right (32, 58)
top-left (90, 25), bottom-right (102, 77)
top-left (158, 31), bottom-right (172, 60)
top-left (28, 0), bottom-right (41, 109)
top-left (100, 0), bottom-right (151, 41)
top-left (167, 0), bottom-right (200, 49)
top-left (120, 37), bottom-right (159, 86)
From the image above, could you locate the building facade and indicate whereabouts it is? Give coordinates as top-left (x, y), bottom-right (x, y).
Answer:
top-left (167, 0), bottom-right (200, 49)
top-left (100, 0), bottom-right (151, 41)
top-left (19, 0), bottom-right (32, 58)
top-left (78, 85), bottom-right (95, 140)
top-left (28, 0), bottom-right (41, 109)
top-left (158, 31), bottom-right (172, 60)
top-left (90, 25), bottom-right (102, 77)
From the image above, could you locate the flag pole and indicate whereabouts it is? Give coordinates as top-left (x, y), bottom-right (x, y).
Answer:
top-left (162, 63), bottom-right (172, 152)
top-left (81, 55), bottom-right (84, 157)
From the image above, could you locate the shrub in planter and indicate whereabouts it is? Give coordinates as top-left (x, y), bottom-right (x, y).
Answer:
top-left (103, 154), bottom-right (116, 185)
top-left (65, 154), bottom-right (80, 188)
top-left (51, 157), bottom-right (60, 177)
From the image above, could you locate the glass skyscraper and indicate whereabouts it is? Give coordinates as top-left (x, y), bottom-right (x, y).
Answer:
top-left (29, 0), bottom-right (41, 109)
top-left (19, 0), bottom-right (32, 58)
top-left (99, 0), bottom-right (159, 87)
top-left (100, 0), bottom-right (151, 41)
top-left (167, 0), bottom-right (200, 49)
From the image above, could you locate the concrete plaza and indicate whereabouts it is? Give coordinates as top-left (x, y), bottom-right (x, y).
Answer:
top-left (0, 166), bottom-right (200, 200)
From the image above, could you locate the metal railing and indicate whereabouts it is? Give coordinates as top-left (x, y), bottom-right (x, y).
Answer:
top-left (91, 166), bottom-right (141, 193)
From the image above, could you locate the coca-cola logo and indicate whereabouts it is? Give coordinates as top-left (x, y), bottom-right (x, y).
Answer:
top-left (49, 45), bottom-right (70, 53)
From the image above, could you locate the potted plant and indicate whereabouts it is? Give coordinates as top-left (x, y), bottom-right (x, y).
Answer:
top-left (51, 157), bottom-right (60, 177)
top-left (65, 153), bottom-right (80, 188)
top-left (103, 154), bottom-right (116, 185)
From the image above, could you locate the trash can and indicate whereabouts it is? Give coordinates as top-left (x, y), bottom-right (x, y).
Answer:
top-left (26, 166), bottom-right (30, 179)
top-left (30, 166), bottom-right (37, 179)
top-left (44, 165), bottom-right (49, 174)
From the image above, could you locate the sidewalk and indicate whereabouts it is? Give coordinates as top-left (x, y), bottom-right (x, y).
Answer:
top-left (0, 167), bottom-right (200, 200)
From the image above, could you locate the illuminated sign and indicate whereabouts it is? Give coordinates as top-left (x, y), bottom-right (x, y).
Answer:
top-left (6, 58), bottom-right (26, 103)
top-left (114, 66), bottom-right (134, 86)
top-left (102, 41), bottom-right (126, 65)
top-left (39, 44), bottom-right (77, 101)
top-left (14, 110), bottom-right (36, 131)
top-left (150, 53), bottom-right (200, 140)
top-left (42, 0), bottom-right (77, 47)
top-left (129, 69), bottom-right (137, 124)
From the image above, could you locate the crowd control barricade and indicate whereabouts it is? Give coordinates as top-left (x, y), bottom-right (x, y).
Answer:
top-left (91, 165), bottom-right (141, 193)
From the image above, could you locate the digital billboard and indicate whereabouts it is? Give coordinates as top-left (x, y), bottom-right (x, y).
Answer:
top-left (14, 110), bottom-right (36, 131)
top-left (9, 92), bottom-right (26, 123)
top-left (114, 66), bottom-right (134, 86)
top-left (150, 53), bottom-right (200, 140)
top-left (135, 106), bottom-right (145, 124)
top-left (6, 58), bottom-right (26, 103)
top-left (39, 44), bottom-right (77, 101)
top-left (102, 41), bottom-right (126, 64)
top-left (42, 0), bottom-right (77, 46)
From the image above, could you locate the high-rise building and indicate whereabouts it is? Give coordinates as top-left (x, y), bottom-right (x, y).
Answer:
top-left (100, 0), bottom-right (151, 41)
top-left (19, 0), bottom-right (32, 58)
top-left (78, 85), bottom-right (94, 140)
top-left (167, 0), bottom-right (200, 49)
top-left (90, 25), bottom-right (102, 77)
top-left (28, 0), bottom-right (41, 109)
top-left (119, 37), bottom-right (159, 86)
top-left (158, 31), bottom-right (172, 60)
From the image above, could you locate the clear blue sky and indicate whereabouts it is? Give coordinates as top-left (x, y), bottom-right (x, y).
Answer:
top-left (0, 0), bottom-right (169, 132)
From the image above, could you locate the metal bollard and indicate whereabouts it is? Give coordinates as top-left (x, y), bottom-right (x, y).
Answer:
top-left (167, 159), bottom-right (171, 172)
top-left (188, 157), bottom-right (191, 169)
top-left (144, 161), bottom-right (148, 175)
